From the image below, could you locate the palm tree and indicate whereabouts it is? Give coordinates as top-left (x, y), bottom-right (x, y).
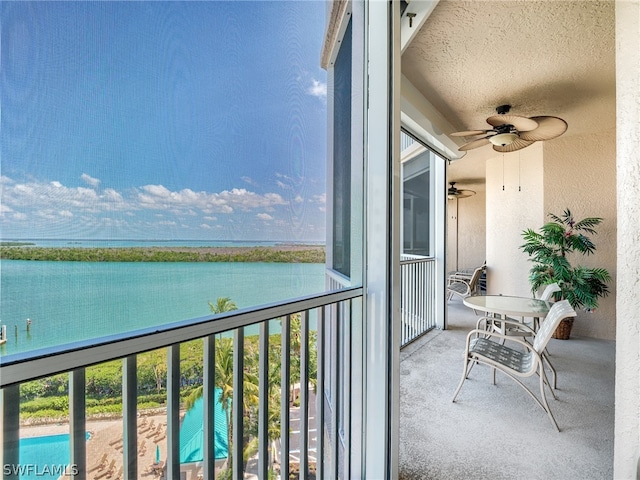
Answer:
top-left (209, 297), bottom-right (238, 315)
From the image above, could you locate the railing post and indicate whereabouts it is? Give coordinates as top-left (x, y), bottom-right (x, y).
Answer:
top-left (233, 328), bottom-right (245, 480)
top-left (330, 303), bottom-right (339, 480)
top-left (315, 306), bottom-right (325, 480)
top-left (123, 356), bottom-right (137, 480)
top-left (280, 315), bottom-right (291, 480)
top-left (167, 345), bottom-right (180, 480)
top-left (203, 336), bottom-right (215, 480)
top-left (1, 385), bottom-right (20, 479)
top-left (258, 322), bottom-right (269, 479)
top-left (300, 310), bottom-right (309, 480)
top-left (70, 368), bottom-right (86, 479)
top-left (344, 299), bottom-right (352, 479)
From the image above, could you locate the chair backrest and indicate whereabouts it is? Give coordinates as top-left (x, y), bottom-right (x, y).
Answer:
top-left (468, 266), bottom-right (484, 290)
top-left (538, 283), bottom-right (561, 301)
top-left (533, 300), bottom-right (576, 353)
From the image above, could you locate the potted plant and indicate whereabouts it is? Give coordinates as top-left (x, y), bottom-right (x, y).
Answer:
top-left (520, 208), bottom-right (611, 339)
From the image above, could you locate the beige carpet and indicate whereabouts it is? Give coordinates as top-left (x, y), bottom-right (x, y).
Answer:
top-left (399, 300), bottom-right (615, 480)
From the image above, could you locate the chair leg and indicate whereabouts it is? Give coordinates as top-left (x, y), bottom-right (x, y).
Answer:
top-left (542, 351), bottom-right (558, 390)
top-left (539, 367), bottom-right (560, 432)
top-left (452, 356), bottom-right (472, 402)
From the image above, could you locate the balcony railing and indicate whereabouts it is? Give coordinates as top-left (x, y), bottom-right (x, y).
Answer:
top-left (400, 255), bottom-right (436, 346)
top-left (0, 287), bottom-right (363, 480)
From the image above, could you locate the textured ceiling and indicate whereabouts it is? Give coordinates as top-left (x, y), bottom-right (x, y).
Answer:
top-left (402, 0), bottom-right (616, 181)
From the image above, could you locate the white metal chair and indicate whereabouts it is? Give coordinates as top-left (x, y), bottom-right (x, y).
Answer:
top-left (447, 265), bottom-right (485, 301)
top-left (538, 282), bottom-right (561, 302)
top-left (481, 284), bottom-right (564, 388)
top-left (452, 300), bottom-right (577, 431)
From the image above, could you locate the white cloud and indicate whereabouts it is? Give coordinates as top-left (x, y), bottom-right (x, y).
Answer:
top-left (308, 79), bottom-right (327, 98)
top-left (241, 176), bottom-right (257, 186)
top-left (311, 193), bottom-right (326, 204)
top-left (0, 204), bottom-right (14, 215)
top-left (0, 174), bottom-right (317, 239)
top-left (81, 173), bottom-right (101, 187)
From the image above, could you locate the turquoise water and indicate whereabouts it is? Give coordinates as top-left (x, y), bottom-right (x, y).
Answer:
top-left (16, 432), bottom-right (89, 480)
top-left (0, 260), bottom-right (325, 357)
top-left (4, 239), bottom-right (322, 248)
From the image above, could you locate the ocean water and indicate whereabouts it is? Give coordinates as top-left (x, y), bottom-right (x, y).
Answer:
top-left (0, 260), bottom-right (326, 357)
top-left (2, 239), bottom-right (322, 248)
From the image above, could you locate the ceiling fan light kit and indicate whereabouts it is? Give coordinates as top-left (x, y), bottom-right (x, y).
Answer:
top-left (489, 132), bottom-right (518, 146)
top-left (451, 105), bottom-right (568, 152)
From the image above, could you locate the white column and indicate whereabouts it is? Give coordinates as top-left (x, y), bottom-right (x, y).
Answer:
top-left (614, 0), bottom-right (640, 478)
top-left (365, 0), bottom-right (400, 478)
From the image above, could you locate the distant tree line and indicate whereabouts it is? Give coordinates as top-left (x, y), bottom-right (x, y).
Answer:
top-left (0, 246), bottom-right (325, 263)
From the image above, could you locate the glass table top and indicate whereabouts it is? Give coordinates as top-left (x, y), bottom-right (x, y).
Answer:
top-left (463, 295), bottom-right (551, 317)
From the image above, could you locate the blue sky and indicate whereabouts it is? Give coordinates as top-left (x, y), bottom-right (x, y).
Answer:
top-left (1, 1), bottom-right (328, 242)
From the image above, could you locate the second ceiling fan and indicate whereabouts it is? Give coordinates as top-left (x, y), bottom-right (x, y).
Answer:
top-left (451, 105), bottom-right (568, 153)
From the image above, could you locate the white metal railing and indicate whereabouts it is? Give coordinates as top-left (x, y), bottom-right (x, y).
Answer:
top-left (400, 255), bottom-right (436, 346)
top-left (0, 287), bottom-right (362, 480)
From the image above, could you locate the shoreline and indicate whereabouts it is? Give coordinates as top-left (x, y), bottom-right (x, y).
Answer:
top-left (0, 245), bottom-right (326, 263)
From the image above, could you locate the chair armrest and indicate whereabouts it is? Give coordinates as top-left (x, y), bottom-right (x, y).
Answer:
top-left (447, 273), bottom-right (472, 282)
top-left (465, 329), bottom-right (537, 353)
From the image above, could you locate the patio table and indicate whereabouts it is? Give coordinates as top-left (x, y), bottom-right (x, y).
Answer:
top-left (463, 295), bottom-right (551, 319)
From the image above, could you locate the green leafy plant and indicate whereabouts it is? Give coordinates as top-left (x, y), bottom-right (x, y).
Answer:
top-left (520, 208), bottom-right (611, 311)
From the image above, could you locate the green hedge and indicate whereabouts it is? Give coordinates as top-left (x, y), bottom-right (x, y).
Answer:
top-left (0, 246), bottom-right (325, 263)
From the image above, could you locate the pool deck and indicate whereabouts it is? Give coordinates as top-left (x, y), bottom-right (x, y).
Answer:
top-left (21, 412), bottom-right (170, 480)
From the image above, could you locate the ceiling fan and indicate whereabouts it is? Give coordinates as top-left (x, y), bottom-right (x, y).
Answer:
top-left (447, 182), bottom-right (475, 199)
top-left (450, 105), bottom-right (568, 153)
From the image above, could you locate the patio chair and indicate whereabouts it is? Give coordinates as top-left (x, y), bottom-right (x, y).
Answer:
top-left (538, 282), bottom-right (562, 302)
top-left (93, 459), bottom-right (116, 480)
top-left (447, 264), bottom-right (485, 302)
top-left (452, 300), bottom-right (577, 431)
top-left (87, 453), bottom-right (108, 473)
top-left (500, 283), bottom-right (563, 337)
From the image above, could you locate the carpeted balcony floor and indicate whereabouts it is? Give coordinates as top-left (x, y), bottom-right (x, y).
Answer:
top-left (399, 299), bottom-right (615, 480)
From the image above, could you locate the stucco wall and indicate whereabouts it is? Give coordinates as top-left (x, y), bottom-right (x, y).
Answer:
top-left (446, 190), bottom-right (485, 273)
top-left (486, 142), bottom-right (545, 297)
top-left (614, 0), bottom-right (640, 477)
top-left (543, 132), bottom-right (617, 340)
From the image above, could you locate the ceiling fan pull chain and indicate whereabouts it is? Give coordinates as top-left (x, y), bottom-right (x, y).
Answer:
top-left (502, 153), bottom-right (505, 191)
top-left (518, 152), bottom-right (521, 192)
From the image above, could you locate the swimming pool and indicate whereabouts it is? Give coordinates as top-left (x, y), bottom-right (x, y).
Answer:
top-left (15, 432), bottom-right (89, 480)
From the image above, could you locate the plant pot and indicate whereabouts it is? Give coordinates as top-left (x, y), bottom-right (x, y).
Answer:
top-left (552, 317), bottom-right (574, 340)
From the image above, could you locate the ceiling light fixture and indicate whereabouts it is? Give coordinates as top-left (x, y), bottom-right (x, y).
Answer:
top-left (489, 132), bottom-right (518, 147)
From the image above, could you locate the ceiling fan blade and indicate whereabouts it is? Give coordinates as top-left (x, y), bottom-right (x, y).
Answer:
top-left (453, 189), bottom-right (475, 199)
top-left (486, 114), bottom-right (538, 132)
top-left (459, 136), bottom-right (491, 151)
top-left (492, 138), bottom-right (536, 153)
top-left (518, 116), bottom-right (568, 141)
top-left (450, 130), bottom-right (490, 137)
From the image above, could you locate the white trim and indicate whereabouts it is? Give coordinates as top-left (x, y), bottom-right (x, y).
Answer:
top-left (400, 0), bottom-right (440, 53)
top-left (365, 0), bottom-right (400, 478)
top-left (401, 74), bottom-right (465, 161)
